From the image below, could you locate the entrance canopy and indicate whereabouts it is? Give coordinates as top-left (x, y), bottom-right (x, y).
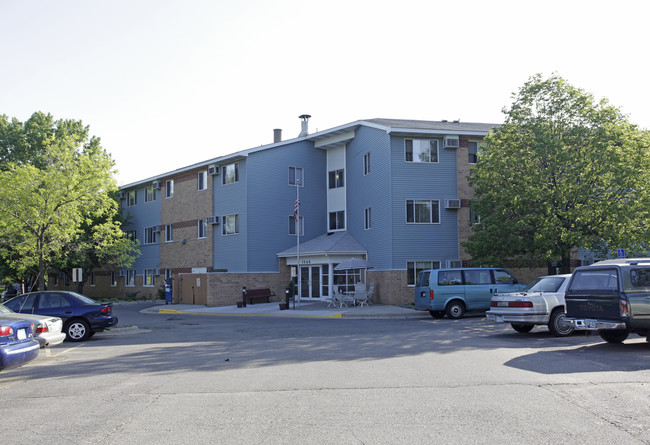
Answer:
top-left (277, 232), bottom-right (367, 264)
top-left (277, 232), bottom-right (369, 299)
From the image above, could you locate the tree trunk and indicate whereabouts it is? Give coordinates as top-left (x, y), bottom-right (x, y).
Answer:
top-left (560, 251), bottom-right (572, 274)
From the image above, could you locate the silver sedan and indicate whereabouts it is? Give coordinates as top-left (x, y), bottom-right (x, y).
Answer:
top-left (0, 303), bottom-right (66, 348)
top-left (486, 274), bottom-right (575, 337)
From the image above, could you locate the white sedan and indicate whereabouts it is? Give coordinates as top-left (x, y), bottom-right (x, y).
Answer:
top-left (0, 303), bottom-right (66, 348)
top-left (486, 274), bottom-right (575, 337)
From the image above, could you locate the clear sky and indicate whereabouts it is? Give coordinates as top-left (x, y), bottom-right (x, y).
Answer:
top-left (2, 0), bottom-right (648, 185)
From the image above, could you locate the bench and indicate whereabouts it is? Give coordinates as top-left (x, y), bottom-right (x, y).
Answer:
top-left (243, 288), bottom-right (275, 304)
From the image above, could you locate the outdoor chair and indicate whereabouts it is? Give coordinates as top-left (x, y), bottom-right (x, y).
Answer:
top-left (326, 289), bottom-right (340, 308)
top-left (354, 284), bottom-right (370, 307)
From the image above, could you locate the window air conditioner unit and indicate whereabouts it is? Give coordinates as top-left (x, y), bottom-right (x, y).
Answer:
top-left (154, 225), bottom-right (162, 232)
top-left (443, 136), bottom-right (460, 149)
top-left (118, 270), bottom-right (126, 277)
top-left (444, 199), bottom-right (461, 209)
top-left (152, 181), bottom-right (161, 190)
top-left (208, 164), bottom-right (219, 175)
top-left (118, 191), bottom-right (126, 200)
top-left (154, 268), bottom-right (161, 275)
top-left (208, 216), bottom-right (220, 225)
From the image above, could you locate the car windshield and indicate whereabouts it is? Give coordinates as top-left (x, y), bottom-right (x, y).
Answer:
top-left (0, 303), bottom-right (12, 314)
top-left (522, 276), bottom-right (565, 293)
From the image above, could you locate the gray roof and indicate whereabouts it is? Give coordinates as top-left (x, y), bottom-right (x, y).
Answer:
top-left (362, 118), bottom-right (498, 134)
top-left (277, 232), bottom-right (366, 257)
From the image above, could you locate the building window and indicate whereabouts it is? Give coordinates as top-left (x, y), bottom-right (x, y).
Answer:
top-left (165, 224), bottom-right (173, 242)
top-left (144, 185), bottom-right (155, 203)
top-left (125, 230), bottom-right (137, 241)
top-left (222, 163), bottom-right (239, 185)
top-left (144, 227), bottom-right (157, 244)
top-left (405, 139), bottom-right (438, 163)
top-left (289, 166), bottom-right (303, 186)
top-left (144, 269), bottom-right (155, 287)
top-left (328, 169), bottom-right (344, 189)
top-left (470, 205), bottom-right (481, 225)
top-left (222, 214), bottom-right (239, 235)
top-left (364, 152), bottom-right (370, 175)
top-left (407, 261), bottom-right (441, 286)
top-left (127, 190), bottom-right (137, 206)
top-left (289, 215), bottom-right (304, 236)
top-left (406, 199), bottom-right (440, 224)
top-left (126, 270), bottom-right (136, 287)
top-left (53, 274), bottom-right (58, 286)
top-left (165, 269), bottom-right (173, 282)
top-left (198, 171), bottom-right (208, 191)
top-left (329, 210), bottom-right (345, 231)
top-left (198, 219), bottom-right (208, 239)
top-left (90, 272), bottom-right (95, 286)
top-left (468, 141), bottom-right (478, 164)
top-left (165, 180), bottom-right (174, 198)
top-left (110, 271), bottom-right (117, 287)
top-left (364, 207), bottom-right (372, 230)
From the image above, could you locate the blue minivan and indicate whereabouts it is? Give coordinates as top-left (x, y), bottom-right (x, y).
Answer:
top-left (414, 267), bottom-right (526, 319)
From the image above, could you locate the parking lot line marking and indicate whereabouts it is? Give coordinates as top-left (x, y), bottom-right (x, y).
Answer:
top-left (45, 344), bottom-right (83, 358)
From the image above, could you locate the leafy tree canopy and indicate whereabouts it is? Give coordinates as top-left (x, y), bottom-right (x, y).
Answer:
top-left (465, 74), bottom-right (650, 273)
top-left (0, 112), bottom-right (139, 290)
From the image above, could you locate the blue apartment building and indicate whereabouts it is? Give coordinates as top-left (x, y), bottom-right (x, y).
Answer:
top-left (90, 117), bottom-right (497, 306)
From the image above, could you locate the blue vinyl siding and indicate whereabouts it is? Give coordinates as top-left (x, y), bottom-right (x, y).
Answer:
top-left (213, 161), bottom-right (247, 272)
top-left (345, 126), bottom-right (393, 270)
top-left (389, 135), bottom-right (459, 268)
top-left (246, 141), bottom-right (327, 272)
top-left (121, 187), bottom-right (161, 272)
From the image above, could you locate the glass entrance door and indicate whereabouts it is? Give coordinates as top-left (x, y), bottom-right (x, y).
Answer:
top-left (300, 266), bottom-right (321, 299)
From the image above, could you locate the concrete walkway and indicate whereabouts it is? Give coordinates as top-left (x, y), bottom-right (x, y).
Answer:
top-left (139, 301), bottom-right (430, 319)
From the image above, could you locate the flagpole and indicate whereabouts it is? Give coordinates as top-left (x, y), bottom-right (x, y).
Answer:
top-left (296, 177), bottom-right (301, 308)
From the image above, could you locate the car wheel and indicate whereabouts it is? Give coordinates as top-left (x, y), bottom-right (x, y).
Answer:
top-left (511, 323), bottom-right (534, 333)
top-left (548, 308), bottom-right (575, 337)
top-left (429, 310), bottom-right (445, 319)
top-left (599, 329), bottom-right (629, 344)
top-left (445, 301), bottom-right (465, 319)
top-left (65, 319), bottom-right (90, 342)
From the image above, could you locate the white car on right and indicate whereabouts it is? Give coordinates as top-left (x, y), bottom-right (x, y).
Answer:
top-left (486, 274), bottom-right (576, 337)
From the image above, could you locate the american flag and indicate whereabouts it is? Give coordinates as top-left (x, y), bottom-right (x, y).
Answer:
top-left (294, 199), bottom-right (300, 222)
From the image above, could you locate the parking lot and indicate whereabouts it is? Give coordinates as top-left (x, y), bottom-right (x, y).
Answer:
top-left (1, 302), bottom-right (649, 444)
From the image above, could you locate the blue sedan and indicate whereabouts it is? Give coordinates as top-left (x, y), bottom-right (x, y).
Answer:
top-left (4, 291), bottom-right (118, 342)
top-left (0, 317), bottom-right (40, 371)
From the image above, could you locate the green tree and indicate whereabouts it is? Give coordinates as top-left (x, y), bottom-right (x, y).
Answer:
top-left (465, 74), bottom-right (650, 273)
top-left (0, 112), bottom-right (139, 290)
top-left (53, 201), bottom-right (140, 293)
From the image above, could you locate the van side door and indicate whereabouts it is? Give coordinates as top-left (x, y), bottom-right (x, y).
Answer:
top-left (462, 269), bottom-right (494, 310)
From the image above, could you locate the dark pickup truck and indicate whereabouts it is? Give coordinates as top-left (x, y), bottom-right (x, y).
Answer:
top-left (564, 258), bottom-right (650, 343)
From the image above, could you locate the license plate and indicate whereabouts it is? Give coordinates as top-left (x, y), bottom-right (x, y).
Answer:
top-left (496, 315), bottom-right (504, 322)
top-left (497, 301), bottom-right (509, 307)
top-left (17, 328), bottom-right (26, 340)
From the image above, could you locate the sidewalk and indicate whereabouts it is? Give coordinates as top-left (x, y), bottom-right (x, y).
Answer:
top-left (139, 301), bottom-right (430, 320)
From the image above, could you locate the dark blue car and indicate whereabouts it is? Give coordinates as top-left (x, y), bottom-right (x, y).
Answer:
top-left (5, 291), bottom-right (118, 342)
top-left (0, 317), bottom-right (40, 371)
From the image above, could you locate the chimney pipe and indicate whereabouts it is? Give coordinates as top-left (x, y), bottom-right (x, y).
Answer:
top-left (273, 128), bottom-right (282, 143)
top-left (298, 114), bottom-right (311, 137)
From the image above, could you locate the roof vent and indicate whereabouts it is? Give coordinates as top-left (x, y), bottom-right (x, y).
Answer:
top-left (273, 129), bottom-right (282, 143)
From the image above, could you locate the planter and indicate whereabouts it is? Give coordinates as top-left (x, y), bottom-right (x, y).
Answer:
top-left (236, 301), bottom-right (243, 308)
top-left (278, 303), bottom-right (288, 310)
